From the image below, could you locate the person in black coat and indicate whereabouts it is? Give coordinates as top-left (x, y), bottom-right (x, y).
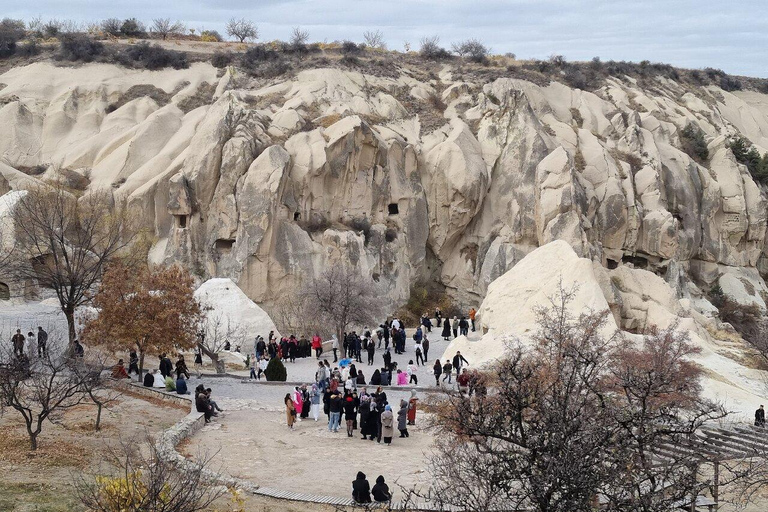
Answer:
top-left (441, 319), bottom-right (451, 341)
top-left (143, 370), bottom-right (154, 387)
top-left (359, 399), bottom-right (372, 439)
top-left (756, 405), bottom-right (766, 427)
top-left (344, 392), bottom-right (358, 437)
top-left (383, 349), bottom-right (392, 371)
top-left (159, 353), bottom-right (173, 378)
top-left (372, 475), bottom-right (391, 502)
top-left (352, 471), bottom-right (372, 503)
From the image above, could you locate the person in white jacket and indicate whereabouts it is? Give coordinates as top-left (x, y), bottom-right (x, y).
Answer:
top-left (331, 335), bottom-right (339, 362)
top-left (407, 360), bottom-right (418, 385)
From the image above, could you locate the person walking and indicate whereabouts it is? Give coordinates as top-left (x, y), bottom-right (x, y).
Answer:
top-left (433, 359), bottom-right (442, 386)
top-left (175, 355), bottom-right (190, 379)
top-left (407, 360), bottom-right (418, 385)
top-left (381, 405), bottom-right (394, 445)
top-left (452, 351), bottom-right (469, 376)
top-left (397, 399), bottom-right (409, 438)
top-left (194, 350), bottom-right (204, 378)
top-left (756, 405), bottom-right (766, 427)
top-left (128, 350), bottom-right (140, 376)
top-left (414, 340), bottom-right (424, 366)
top-left (422, 336), bottom-right (429, 362)
top-left (312, 333), bottom-right (323, 359)
top-left (352, 472), bottom-right (372, 504)
top-left (249, 354), bottom-right (257, 380)
top-left (441, 318), bottom-right (451, 341)
top-left (452, 317), bottom-right (459, 339)
top-left (36, 327), bottom-right (48, 357)
top-left (459, 316), bottom-right (469, 336)
top-left (469, 307), bottom-right (477, 332)
top-left (442, 360), bottom-right (453, 385)
top-left (367, 337), bottom-right (376, 366)
top-left (331, 334), bottom-right (339, 362)
top-left (258, 356), bottom-right (268, 380)
top-left (285, 394), bottom-right (296, 430)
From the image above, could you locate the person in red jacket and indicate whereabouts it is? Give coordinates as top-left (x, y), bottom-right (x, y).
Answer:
top-left (312, 333), bottom-right (323, 359)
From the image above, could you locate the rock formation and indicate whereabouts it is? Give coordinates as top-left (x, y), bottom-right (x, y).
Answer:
top-left (1, 59), bottom-right (768, 329)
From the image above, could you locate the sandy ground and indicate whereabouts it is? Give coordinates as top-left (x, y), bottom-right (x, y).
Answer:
top-left (0, 386), bottom-right (188, 512)
top-left (181, 383), bottom-right (436, 499)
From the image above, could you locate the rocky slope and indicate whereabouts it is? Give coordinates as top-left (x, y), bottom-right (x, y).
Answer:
top-left (2, 57), bottom-right (768, 328)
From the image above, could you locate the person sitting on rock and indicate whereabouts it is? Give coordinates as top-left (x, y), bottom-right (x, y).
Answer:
top-left (152, 369), bottom-right (166, 388)
top-left (372, 475), bottom-right (391, 503)
top-left (111, 359), bottom-right (130, 379)
top-left (175, 375), bottom-right (189, 395)
top-left (352, 471), bottom-right (372, 504)
top-left (143, 369), bottom-right (154, 387)
top-left (205, 388), bottom-right (223, 414)
top-left (196, 390), bottom-right (213, 423)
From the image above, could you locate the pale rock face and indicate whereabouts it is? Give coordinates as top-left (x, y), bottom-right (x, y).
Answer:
top-left (194, 278), bottom-right (279, 354)
top-left (448, 240), bottom-right (767, 417)
top-left (2, 61), bottom-right (768, 328)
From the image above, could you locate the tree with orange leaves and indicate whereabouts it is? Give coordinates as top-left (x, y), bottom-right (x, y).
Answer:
top-left (82, 262), bottom-right (202, 381)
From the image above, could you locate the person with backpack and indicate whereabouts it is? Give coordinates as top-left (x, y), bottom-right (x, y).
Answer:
top-left (414, 340), bottom-right (424, 366)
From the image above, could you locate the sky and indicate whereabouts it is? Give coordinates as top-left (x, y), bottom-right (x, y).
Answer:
top-left (4, 0), bottom-right (767, 77)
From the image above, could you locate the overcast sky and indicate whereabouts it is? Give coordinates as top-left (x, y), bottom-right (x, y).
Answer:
top-left (5, 0), bottom-right (767, 77)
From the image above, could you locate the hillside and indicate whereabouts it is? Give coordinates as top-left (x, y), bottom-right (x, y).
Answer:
top-left (3, 47), bottom-right (768, 413)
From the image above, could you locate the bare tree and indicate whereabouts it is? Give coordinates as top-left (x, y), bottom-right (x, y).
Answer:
top-left (225, 17), bottom-right (258, 43)
top-left (306, 265), bottom-right (383, 345)
top-left (7, 185), bottom-right (137, 347)
top-left (151, 18), bottom-right (185, 40)
top-left (289, 26), bottom-right (310, 49)
top-left (419, 36), bottom-right (450, 60)
top-left (0, 334), bottom-right (91, 450)
top-left (424, 287), bottom-right (731, 512)
top-left (272, 291), bottom-right (316, 339)
top-left (197, 312), bottom-right (248, 374)
top-left (363, 30), bottom-right (386, 50)
top-left (451, 38), bottom-right (490, 63)
top-left (73, 434), bottom-right (226, 512)
top-left (71, 350), bottom-right (121, 430)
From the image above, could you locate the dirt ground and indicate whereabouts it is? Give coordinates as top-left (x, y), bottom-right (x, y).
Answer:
top-left (0, 387), bottom-right (189, 512)
top-left (181, 397), bottom-right (435, 500)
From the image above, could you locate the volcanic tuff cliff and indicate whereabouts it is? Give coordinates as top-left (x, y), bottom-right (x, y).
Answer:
top-left (2, 58), bottom-right (768, 323)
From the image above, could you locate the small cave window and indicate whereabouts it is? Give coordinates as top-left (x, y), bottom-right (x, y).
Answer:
top-left (215, 239), bottom-right (235, 252)
top-left (175, 215), bottom-right (188, 229)
top-left (0, 282), bottom-right (9, 300)
top-left (372, 273), bottom-right (380, 282)
top-left (671, 212), bottom-right (683, 223)
top-left (622, 254), bottom-right (648, 269)
top-left (606, 259), bottom-right (619, 270)
top-left (388, 203), bottom-right (399, 215)
top-left (293, 212), bottom-right (301, 221)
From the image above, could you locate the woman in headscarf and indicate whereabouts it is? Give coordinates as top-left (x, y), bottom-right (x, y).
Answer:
top-left (292, 386), bottom-right (303, 419)
top-left (407, 389), bottom-right (418, 425)
top-left (310, 383), bottom-right (321, 421)
top-left (300, 384), bottom-right (310, 419)
top-left (441, 316), bottom-right (451, 340)
top-left (381, 404), bottom-right (394, 445)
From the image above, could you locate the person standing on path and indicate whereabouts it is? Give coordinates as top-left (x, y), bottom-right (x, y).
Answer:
top-left (194, 350), bottom-right (204, 378)
top-left (285, 394), bottom-right (296, 430)
top-left (331, 334), bottom-right (339, 362)
top-left (407, 389), bottom-right (418, 425)
top-left (36, 327), bottom-right (48, 357)
top-left (434, 308), bottom-right (442, 328)
top-left (397, 399), bottom-right (409, 438)
top-left (422, 336), bottom-right (429, 362)
top-left (367, 337), bottom-right (376, 365)
top-left (442, 360), bottom-right (453, 385)
top-left (128, 350), bottom-right (140, 376)
top-left (176, 355), bottom-right (190, 379)
top-left (258, 356), bottom-right (268, 380)
top-left (11, 329), bottom-right (25, 358)
top-left (441, 318), bottom-right (451, 341)
top-left (414, 340), bottom-right (424, 366)
top-left (249, 354), bottom-right (257, 380)
top-left (310, 383), bottom-right (321, 421)
top-left (381, 405), bottom-right (394, 445)
top-left (459, 316), bottom-right (469, 337)
top-left (329, 391), bottom-right (343, 432)
top-left (469, 307), bottom-right (477, 332)
top-left (452, 317), bottom-right (459, 339)
top-left (756, 405), bottom-right (766, 427)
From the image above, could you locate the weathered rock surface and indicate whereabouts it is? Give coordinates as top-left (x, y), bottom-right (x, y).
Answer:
top-left (2, 61), bottom-right (768, 325)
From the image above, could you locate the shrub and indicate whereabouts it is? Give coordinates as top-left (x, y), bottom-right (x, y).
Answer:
top-left (719, 75), bottom-right (742, 92)
top-left (16, 39), bottom-right (41, 57)
top-left (101, 18), bottom-right (122, 37)
top-left (680, 123), bottom-right (709, 163)
top-left (200, 30), bottom-right (222, 42)
top-left (239, 45), bottom-right (289, 77)
top-left (58, 33), bottom-right (105, 62)
top-left (120, 18), bottom-right (146, 37)
top-left (123, 42), bottom-right (189, 70)
top-left (396, 283), bottom-right (461, 327)
top-left (0, 18), bottom-right (25, 58)
top-left (341, 40), bottom-right (363, 55)
top-left (729, 135), bottom-right (768, 184)
top-left (363, 30), bottom-right (386, 50)
top-left (264, 357), bottom-right (287, 381)
top-left (211, 50), bottom-right (234, 67)
top-left (42, 19), bottom-right (64, 38)
top-left (451, 39), bottom-right (490, 63)
top-left (420, 36), bottom-right (451, 60)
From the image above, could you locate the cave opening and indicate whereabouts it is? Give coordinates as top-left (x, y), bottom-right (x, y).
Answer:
top-left (0, 282), bottom-right (9, 300)
top-left (215, 239), bottom-right (236, 252)
top-left (388, 203), bottom-right (399, 215)
top-left (606, 259), bottom-right (619, 270)
top-left (622, 254), bottom-right (649, 269)
top-left (293, 212), bottom-right (301, 221)
top-left (175, 215), bottom-right (188, 229)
